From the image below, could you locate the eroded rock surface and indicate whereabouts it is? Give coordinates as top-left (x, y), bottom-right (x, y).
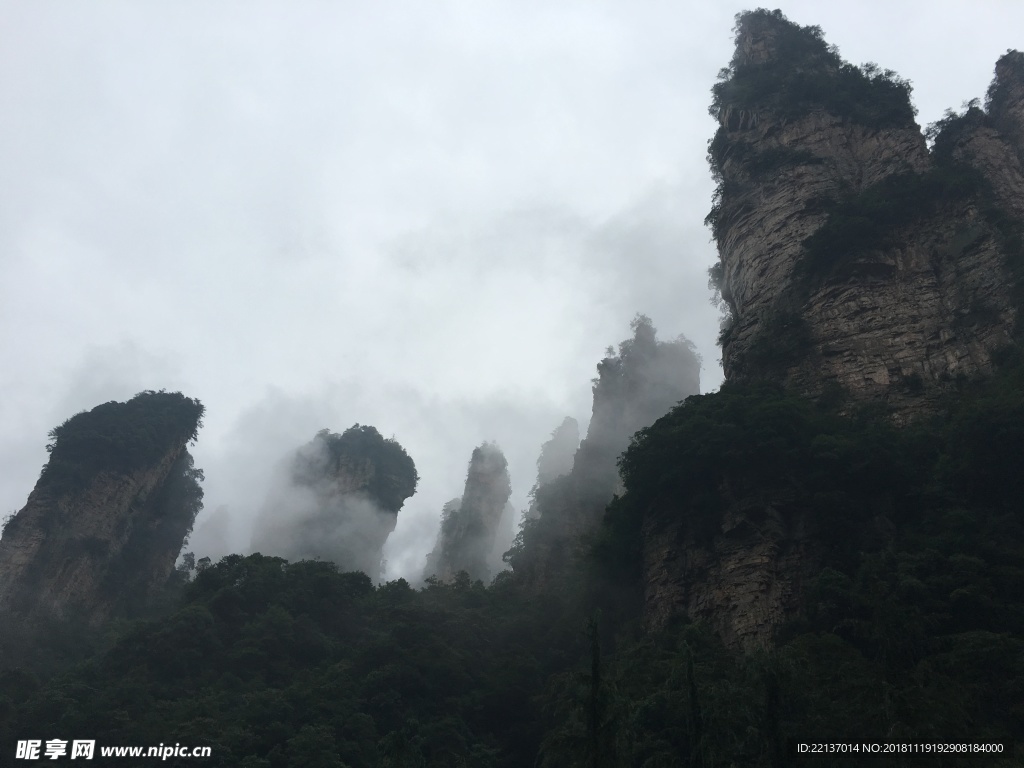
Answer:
top-left (424, 443), bottom-right (512, 584)
top-left (0, 391), bottom-right (205, 624)
top-left (643, 12), bottom-right (1024, 647)
top-left (713, 15), bottom-right (1022, 418)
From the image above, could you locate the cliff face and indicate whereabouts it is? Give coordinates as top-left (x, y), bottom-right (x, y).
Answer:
top-left (989, 51), bottom-right (1024, 169)
top-left (533, 418), bottom-right (579, 495)
top-left (579, 317), bottom-right (700, 496)
top-left (711, 12), bottom-right (1023, 416)
top-left (423, 443), bottom-right (513, 584)
top-left (516, 316), bottom-right (701, 585)
top-left (525, 417), bottom-right (579, 521)
top-left (642, 498), bottom-right (810, 649)
top-left (252, 425), bottom-right (417, 580)
top-left (0, 391), bottom-right (205, 625)
top-left (640, 12), bottom-right (1024, 648)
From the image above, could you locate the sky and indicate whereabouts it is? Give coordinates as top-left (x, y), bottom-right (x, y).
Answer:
top-left (2, 1), bottom-right (1023, 581)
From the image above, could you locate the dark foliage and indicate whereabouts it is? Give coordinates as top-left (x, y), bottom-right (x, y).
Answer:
top-left (504, 473), bottom-right (584, 582)
top-left (108, 450), bottom-right (206, 617)
top-left (926, 103), bottom-right (987, 160)
top-left (986, 49), bottom-right (1024, 116)
top-left (706, 10), bottom-right (917, 245)
top-left (298, 425), bottom-right (418, 513)
top-left (709, 10), bottom-right (916, 130)
top-left (710, 139), bottom-right (822, 182)
top-left (6, 27), bottom-right (1024, 759)
top-left (40, 390), bottom-right (204, 497)
top-left (738, 306), bottom-right (814, 375)
top-left (799, 165), bottom-right (985, 282)
top-left (2, 554), bottom-right (585, 767)
top-left (797, 99), bottom-right (1024, 327)
top-left (589, 364), bottom-right (1024, 764)
top-left (6, 363), bottom-right (1022, 765)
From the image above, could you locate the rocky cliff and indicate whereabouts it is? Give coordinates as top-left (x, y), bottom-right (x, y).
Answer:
top-left (514, 316), bottom-right (700, 584)
top-left (640, 10), bottom-right (1024, 648)
top-left (575, 315), bottom-right (700, 498)
top-left (524, 417), bottom-right (579, 521)
top-left (710, 11), bottom-right (1023, 417)
top-left (251, 424), bottom-right (417, 580)
top-left (423, 443), bottom-right (513, 584)
top-left (641, 491), bottom-right (810, 649)
top-left (0, 391), bottom-right (205, 625)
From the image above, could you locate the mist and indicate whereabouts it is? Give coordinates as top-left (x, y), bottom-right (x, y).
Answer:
top-left (3, 2), bottom-right (1023, 582)
top-left (422, 442), bottom-right (515, 585)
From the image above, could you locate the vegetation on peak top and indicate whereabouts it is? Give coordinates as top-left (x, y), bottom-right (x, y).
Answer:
top-left (705, 11), bottom-right (918, 248)
top-left (295, 424), bottom-right (418, 512)
top-left (925, 101), bottom-right (990, 160)
top-left (468, 441), bottom-right (508, 472)
top-left (710, 9), bottom-right (916, 131)
top-left (600, 313), bottom-right (657, 366)
top-left (39, 390), bottom-right (204, 497)
top-left (989, 49), bottom-right (1024, 114)
top-left (723, 8), bottom-right (839, 78)
top-left (593, 313), bottom-right (698, 390)
top-left (928, 49), bottom-right (1022, 156)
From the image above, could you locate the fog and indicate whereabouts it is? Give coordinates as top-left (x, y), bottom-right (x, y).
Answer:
top-left (2, 2), bottom-right (1022, 581)
top-left (423, 442), bottom-right (514, 584)
top-left (248, 428), bottom-right (414, 580)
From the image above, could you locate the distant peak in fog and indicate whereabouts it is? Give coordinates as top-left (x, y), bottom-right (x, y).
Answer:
top-left (423, 442), bottom-right (513, 584)
top-left (251, 424), bottom-right (418, 580)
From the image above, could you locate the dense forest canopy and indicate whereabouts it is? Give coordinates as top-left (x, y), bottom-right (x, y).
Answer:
top-left (4, 358), bottom-right (1022, 765)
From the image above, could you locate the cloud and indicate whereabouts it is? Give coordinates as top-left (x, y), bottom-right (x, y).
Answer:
top-left (3, 1), bottom-right (1022, 584)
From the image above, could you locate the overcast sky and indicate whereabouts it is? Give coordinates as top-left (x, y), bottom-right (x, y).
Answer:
top-left (2, 1), bottom-right (1022, 580)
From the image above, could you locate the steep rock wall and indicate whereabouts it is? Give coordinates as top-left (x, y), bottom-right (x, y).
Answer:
top-left (712, 14), bottom-right (1022, 417)
top-left (525, 417), bottom-right (580, 521)
top-left (424, 443), bottom-right (512, 584)
top-left (641, 496), bottom-right (814, 650)
top-left (642, 12), bottom-right (1024, 647)
top-left (516, 317), bottom-right (700, 586)
top-left (0, 392), bottom-right (204, 624)
top-left (989, 50), bottom-right (1024, 165)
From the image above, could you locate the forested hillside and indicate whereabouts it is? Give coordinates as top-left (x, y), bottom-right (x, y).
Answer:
top-left (2, 355), bottom-right (1022, 766)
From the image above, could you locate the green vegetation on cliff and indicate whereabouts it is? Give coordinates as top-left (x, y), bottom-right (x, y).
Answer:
top-left (591, 363), bottom-right (1024, 761)
top-left (797, 107), bottom-right (1024, 326)
top-left (705, 9), bottom-right (917, 241)
top-left (709, 9), bottom-right (916, 131)
top-left (424, 444), bottom-right (511, 584)
top-left (39, 390), bottom-right (204, 496)
top-left (109, 450), bottom-right (206, 617)
top-left (1, 557), bottom-right (583, 768)
top-left (0, 393), bottom-right (206, 670)
top-left (296, 425), bottom-right (418, 513)
top-left (926, 97), bottom-right (1024, 322)
top-left (798, 164), bottom-right (985, 282)
top-left (4, 362), bottom-right (1022, 765)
